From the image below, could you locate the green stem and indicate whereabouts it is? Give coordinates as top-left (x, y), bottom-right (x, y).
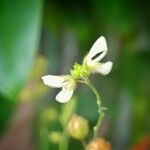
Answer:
top-left (81, 139), bottom-right (86, 149)
top-left (59, 126), bottom-right (70, 150)
top-left (84, 78), bottom-right (106, 139)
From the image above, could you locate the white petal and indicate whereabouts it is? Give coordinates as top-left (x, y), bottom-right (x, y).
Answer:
top-left (41, 75), bottom-right (65, 88)
top-left (84, 36), bottom-right (108, 64)
top-left (94, 61), bottom-right (113, 75)
top-left (55, 89), bottom-right (74, 103)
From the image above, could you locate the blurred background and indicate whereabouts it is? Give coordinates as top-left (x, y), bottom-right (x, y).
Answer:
top-left (0, 0), bottom-right (150, 150)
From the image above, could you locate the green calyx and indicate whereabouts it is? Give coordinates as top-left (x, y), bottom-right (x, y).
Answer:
top-left (70, 63), bottom-right (90, 80)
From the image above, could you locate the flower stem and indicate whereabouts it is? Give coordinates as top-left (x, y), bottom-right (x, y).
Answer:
top-left (84, 78), bottom-right (106, 139)
top-left (59, 127), bottom-right (69, 150)
top-left (81, 139), bottom-right (86, 149)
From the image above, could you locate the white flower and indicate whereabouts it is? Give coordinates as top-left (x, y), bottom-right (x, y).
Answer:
top-left (83, 36), bottom-right (113, 75)
top-left (41, 75), bottom-right (76, 103)
top-left (41, 36), bottom-right (113, 103)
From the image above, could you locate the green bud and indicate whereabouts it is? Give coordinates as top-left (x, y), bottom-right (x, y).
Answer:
top-left (48, 132), bottom-right (62, 144)
top-left (42, 107), bottom-right (59, 122)
top-left (68, 115), bottom-right (89, 140)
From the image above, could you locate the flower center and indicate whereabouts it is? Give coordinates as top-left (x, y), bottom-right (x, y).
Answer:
top-left (70, 63), bottom-right (90, 80)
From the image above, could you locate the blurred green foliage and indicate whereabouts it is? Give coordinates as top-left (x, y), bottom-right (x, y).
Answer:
top-left (0, 0), bottom-right (150, 150)
top-left (0, 0), bottom-right (43, 98)
top-left (0, 0), bottom-right (43, 132)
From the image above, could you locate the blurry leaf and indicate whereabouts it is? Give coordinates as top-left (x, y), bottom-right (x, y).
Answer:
top-left (0, 0), bottom-right (43, 133)
top-left (0, 0), bottom-right (43, 99)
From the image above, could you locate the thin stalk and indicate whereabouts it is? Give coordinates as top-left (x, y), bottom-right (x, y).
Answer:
top-left (84, 78), bottom-right (106, 139)
top-left (59, 126), bottom-right (70, 150)
top-left (81, 139), bottom-right (86, 149)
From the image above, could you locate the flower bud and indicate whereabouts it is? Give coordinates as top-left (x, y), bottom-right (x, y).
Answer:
top-left (43, 107), bottom-right (59, 122)
top-left (68, 115), bottom-right (89, 140)
top-left (48, 132), bottom-right (62, 144)
top-left (86, 138), bottom-right (112, 150)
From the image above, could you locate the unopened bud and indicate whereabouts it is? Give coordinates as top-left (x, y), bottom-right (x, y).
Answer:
top-left (48, 132), bottom-right (62, 144)
top-left (43, 107), bottom-right (58, 122)
top-left (68, 115), bottom-right (89, 140)
top-left (86, 138), bottom-right (112, 150)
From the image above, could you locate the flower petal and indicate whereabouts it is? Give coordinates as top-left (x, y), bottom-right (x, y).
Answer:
top-left (94, 61), bottom-right (113, 75)
top-left (84, 36), bottom-right (108, 64)
top-left (41, 75), bottom-right (65, 88)
top-left (55, 89), bottom-right (74, 103)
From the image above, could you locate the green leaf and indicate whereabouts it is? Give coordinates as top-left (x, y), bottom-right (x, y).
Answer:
top-left (0, 0), bottom-right (43, 133)
top-left (0, 0), bottom-right (43, 99)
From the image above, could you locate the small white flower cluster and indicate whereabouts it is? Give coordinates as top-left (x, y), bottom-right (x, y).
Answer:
top-left (41, 36), bottom-right (113, 103)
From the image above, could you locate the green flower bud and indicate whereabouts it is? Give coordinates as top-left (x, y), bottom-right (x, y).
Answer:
top-left (86, 138), bottom-right (112, 150)
top-left (48, 132), bottom-right (62, 144)
top-left (68, 115), bottom-right (89, 140)
top-left (42, 107), bottom-right (59, 122)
